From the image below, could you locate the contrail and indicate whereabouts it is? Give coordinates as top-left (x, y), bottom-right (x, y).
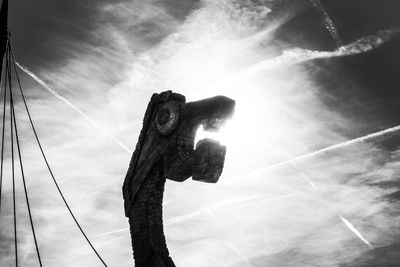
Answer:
top-left (15, 62), bottom-right (133, 154)
top-left (291, 164), bottom-right (373, 247)
top-left (165, 192), bottom-right (303, 226)
top-left (265, 27), bottom-right (400, 67)
top-left (208, 28), bottom-right (400, 91)
top-left (309, 0), bottom-right (343, 47)
top-left (260, 123), bottom-right (400, 172)
top-left (93, 228), bottom-right (129, 237)
top-left (200, 205), bottom-right (252, 267)
top-left (290, 163), bottom-right (318, 191)
top-left (93, 192), bottom-right (303, 238)
top-left (339, 215), bottom-right (374, 249)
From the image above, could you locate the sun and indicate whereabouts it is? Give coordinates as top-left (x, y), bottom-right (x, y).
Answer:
top-left (192, 92), bottom-right (289, 179)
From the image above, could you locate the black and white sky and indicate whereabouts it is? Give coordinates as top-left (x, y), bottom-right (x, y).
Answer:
top-left (1, 0), bottom-right (400, 266)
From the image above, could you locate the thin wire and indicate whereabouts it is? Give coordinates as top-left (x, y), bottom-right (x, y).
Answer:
top-left (7, 43), bottom-right (18, 267)
top-left (10, 70), bottom-right (43, 266)
top-left (9, 44), bottom-right (108, 267)
top-left (0, 40), bottom-right (8, 216)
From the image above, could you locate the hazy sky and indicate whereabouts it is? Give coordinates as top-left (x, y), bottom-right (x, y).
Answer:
top-left (1, 0), bottom-right (400, 266)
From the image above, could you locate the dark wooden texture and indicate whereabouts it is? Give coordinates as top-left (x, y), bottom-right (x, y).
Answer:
top-left (128, 162), bottom-right (175, 267)
top-left (123, 91), bottom-right (235, 266)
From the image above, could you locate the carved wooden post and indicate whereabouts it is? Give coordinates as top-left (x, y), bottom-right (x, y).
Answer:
top-left (123, 91), bottom-right (235, 266)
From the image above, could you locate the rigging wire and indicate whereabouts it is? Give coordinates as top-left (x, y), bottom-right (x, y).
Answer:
top-left (0, 39), bottom-right (7, 216)
top-left (9, 43), bottom-right (108, 267)
top-left (7, 42), bottom-right (18, 267)
top-left (9, 63), bottom-right (43, 266)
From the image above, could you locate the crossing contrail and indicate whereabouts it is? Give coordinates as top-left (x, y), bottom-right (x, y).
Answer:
top-left (339, 215), bottom-right (374, 249)
top-left (291, 164), bottom-right (373, 249)
top-left (309, 0), bottom-right (343, 47)
top-left (290, 163), bottom-right (318, 191)
top-left (15, 62), bottom-right (133, 154)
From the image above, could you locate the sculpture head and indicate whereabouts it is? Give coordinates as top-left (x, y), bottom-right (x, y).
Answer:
top-left (123, 91), bottom-right (235, 216)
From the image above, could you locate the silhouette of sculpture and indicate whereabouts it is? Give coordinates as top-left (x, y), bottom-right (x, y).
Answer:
top-left (123, 91), bottom-right (235, 266)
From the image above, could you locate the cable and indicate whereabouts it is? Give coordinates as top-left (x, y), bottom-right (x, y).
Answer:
top-left (10, 68), bottom-right (42, 266)
top-left (7, 43), bottom-right (18, 267)
top-left (9, 44), bottom-right (108, 267)
top-left (0, 39), bottom-right (8, 216)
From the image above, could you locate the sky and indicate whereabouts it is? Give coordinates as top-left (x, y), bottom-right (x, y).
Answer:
top-left (1, 0), bottom-right (400, 266)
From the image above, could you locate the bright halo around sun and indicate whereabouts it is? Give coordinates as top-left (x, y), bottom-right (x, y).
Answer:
top-left (177, 30), bottom-right (324, 181)
top-left (193, 90), bottom-right (290, 179)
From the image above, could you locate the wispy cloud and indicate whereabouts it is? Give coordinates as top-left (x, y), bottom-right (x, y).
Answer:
top-left (16, 62), bottom-right (132, 154)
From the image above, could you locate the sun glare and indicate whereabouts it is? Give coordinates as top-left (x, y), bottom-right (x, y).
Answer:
top-left (193, 95), bottom-right (289, 178)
